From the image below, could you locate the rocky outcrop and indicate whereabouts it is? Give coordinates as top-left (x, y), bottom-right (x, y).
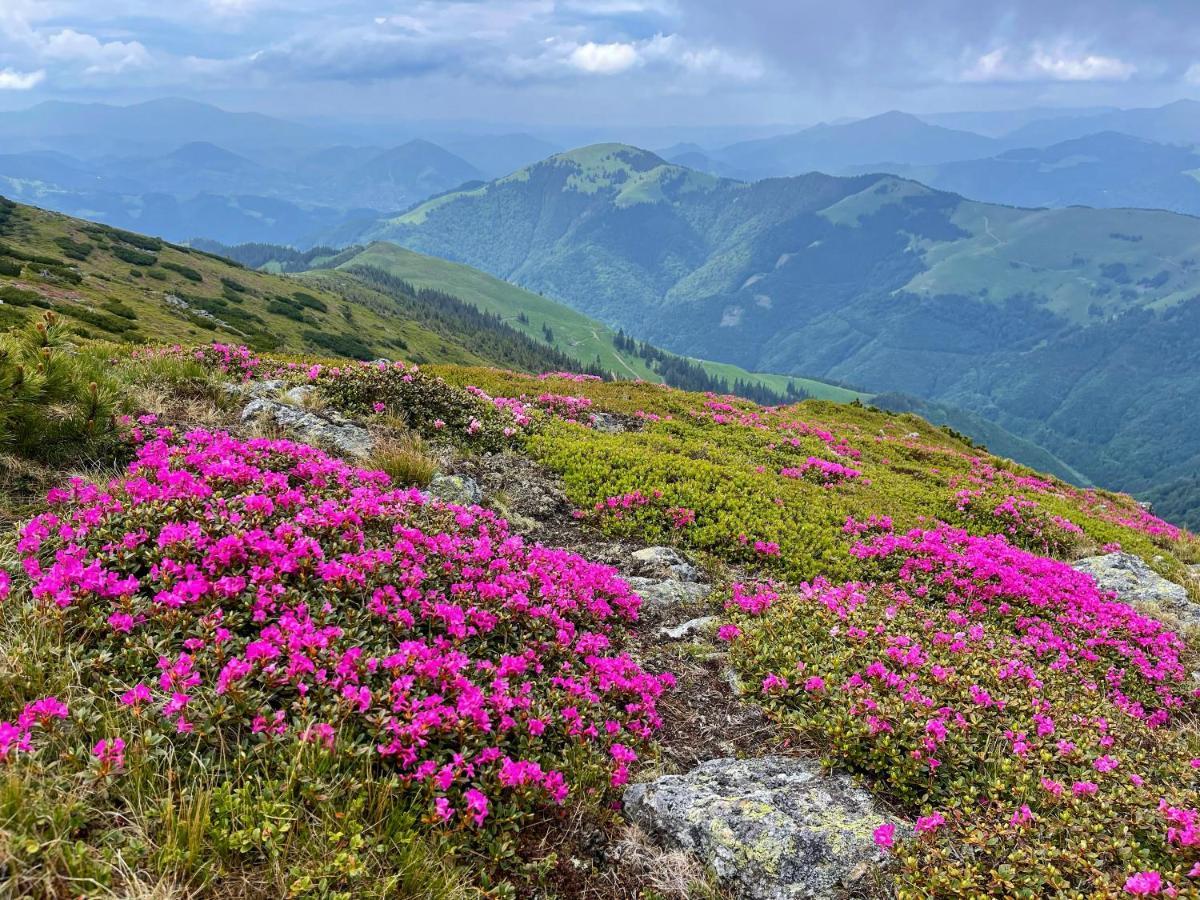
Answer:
top-left (624, 756), bottom-right (901, 899)
top-left (1072, 552), bottom-right (1200, 629)
top-left (428, 473), bottom-right (483, 507)
top-left (240, 398), bottom-right (374, 458)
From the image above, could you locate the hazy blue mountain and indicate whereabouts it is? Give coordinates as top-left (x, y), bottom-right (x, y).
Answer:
top-left (345, 142), bottom-right (1200, 511)
top-left (1002, 99), bottom-right (1200, 149)
top-left (332, 140), bottom-right (481, 210)
top-left (439, 133), bottom-right (561, 178)
top-left (716, 111), bottom-right (999, 177)
top-left (859, 131), bottom-right (1200, 216)
top-left (919, 106), bottom-right (1119, 137)
top-left (0, 98), bottom-right (330, 159)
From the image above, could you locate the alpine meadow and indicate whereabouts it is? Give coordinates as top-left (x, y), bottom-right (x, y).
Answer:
top-left (4, 3), bottom-right (1200, 899)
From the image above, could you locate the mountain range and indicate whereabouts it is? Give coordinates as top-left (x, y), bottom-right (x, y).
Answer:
top-left (341, 142), bottom-right (1200, 518)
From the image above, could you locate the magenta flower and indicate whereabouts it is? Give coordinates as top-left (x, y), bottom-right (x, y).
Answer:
top-left (92, 737), bottom-right (126, 772)
top-left (1123, 870), bottom-right (1163, 895)
top-left (873, 822), bottom-right (896, 849)
top-left (0, 569), bottom-right (10, 601)
top-left (915, 812), bottom-right (945, 834)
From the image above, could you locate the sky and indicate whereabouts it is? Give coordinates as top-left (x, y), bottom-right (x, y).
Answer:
top-left (1, 0), bottom-right (1198, 129)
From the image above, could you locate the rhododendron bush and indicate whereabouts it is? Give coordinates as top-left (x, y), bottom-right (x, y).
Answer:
top-left (11, 427), bottom-right (669, 860)
top-left (727, 520), bottom-right (1200, 896)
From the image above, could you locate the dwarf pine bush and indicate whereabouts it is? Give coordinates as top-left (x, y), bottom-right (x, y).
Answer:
top-left (0, 312), bottom-right (120, 460)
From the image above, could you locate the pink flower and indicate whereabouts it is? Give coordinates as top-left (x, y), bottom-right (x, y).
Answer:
top-left (717, 624), bottom-right (741, 642)
top-left (761, 674), bottom-right (789, 694)
top-left (873, 822), bottom-right (896, 849)
top-left (803, 676), bottom-right (826, 692)
top-left (1094, 755), bottom-right (1119, 772)
top-left (1124, 871), bottom-right (1163, 895)
top-left (92, 737), bottom-right (126, 771)
top-left (1072, 781), bottom-right (1099, 796)
top-left (464, 788), bottom-right (489, 826)
top-left (915, 812), bottom-right (945, 834)
top-left (0, 569), bottom-right (10, 601)
top-left (1009, 805), bottom-right (1033, 827)
top-left (121, 684), bottom-right (152, 707)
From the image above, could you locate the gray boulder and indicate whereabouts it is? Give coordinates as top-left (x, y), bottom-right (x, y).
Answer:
top-left (428, 473), bottom-right (483, 507)
top-left (629, 546), bottom-right (701, 582)
top-left (626, 576), bottom-right (711, 621)
top-left (241, 398), bottom-right (373, 458)
top-left (624, 756), bottom-right (902, 900)
top-left (1072, 552), bottom-right (1200, 628)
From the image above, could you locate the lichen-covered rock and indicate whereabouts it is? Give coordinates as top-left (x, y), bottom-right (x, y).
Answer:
top-left (624, 756), bottom-right (901, 899)
top-left (626, 576), bottom-right (711, 621)
top-left (281, 384), bottom-right (315, 406)
top-left (240, 398), bottom-right (373, 458)
top-left (590, 412), bottom-right (625, 433)
top-left (225, 378), bottom-right (285, 400)
top-left (428, 473), bottom-right (483, 507)
top-left (1071, 552), bottom-right (1200, 628)
top-left (629, 546), bottom-right (700, 582)
top-left (658, 616), bottom-right (719, 642)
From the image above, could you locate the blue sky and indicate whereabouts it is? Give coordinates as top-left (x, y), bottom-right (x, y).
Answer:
top-left (1, 1), bottom-right (1198, 126)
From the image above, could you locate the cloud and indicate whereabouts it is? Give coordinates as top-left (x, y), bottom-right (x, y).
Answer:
top-left (962, 45), bottom-right (1136, 82)
top-left (1186, 63), bottom-right (1200, 84)
top-left (568, 41), bottom-right (640, 74)
top-left (0, 67), bottom-right (45, 90)
top-left (41, 29), bottom-right (151, 75)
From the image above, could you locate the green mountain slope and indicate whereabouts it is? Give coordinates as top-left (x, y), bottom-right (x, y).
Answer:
top-left (331, 241), bottom-right (866, 403)
top-left (0, 196), bottom-right (581, 374)
top-left (347, 143), bottom-right (1200, 517)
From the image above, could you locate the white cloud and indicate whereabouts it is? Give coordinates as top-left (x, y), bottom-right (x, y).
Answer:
top-left (1186, 62), bottom-right (1200, 84)
top-left (0, 67), bottom-right (45, 90)
top-left (41, 28), bottom-right (151, 75)
top-left (569, 40), bottom-right (641, 74)
top-left (962, 44), bottom-right (1135, 82)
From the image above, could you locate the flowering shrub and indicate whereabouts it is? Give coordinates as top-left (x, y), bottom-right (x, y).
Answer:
top-left (778, 457), bottom-right (861, 487)
top-left (14, 428), bottom-right (670, 852)
top-left (308, 360), bottom-right (524, 450)
top-left (728, 522), bottom-right (1200, 896)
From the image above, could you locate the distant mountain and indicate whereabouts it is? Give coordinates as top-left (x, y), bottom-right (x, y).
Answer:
top-left (716, 111), bottom-right (999, 177)
top-left (1002, 99), bottom-right (1200, 149)
top-left (332, 140), bottom-right (481, 210)
top-left (100, 142), bottom-right (291, 197)
top-left (439, 133), bottom-right (561, 179)
top-left (0, 98), bottom-right (329, 159)
top-left (863, 131), bottom-right (1200, 216)
top-left (919, 106), bottom-right (1119, 138)
top-left (659, 143), bottom-right (749, 179)
top-left (343, 142), bottom-right (1200, 514)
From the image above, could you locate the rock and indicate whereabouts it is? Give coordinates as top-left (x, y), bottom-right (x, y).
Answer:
top-left (626, 577), bottom-right (711, 621)
top-left (241, 398), bottom-right (373, 458)
top-left (1072, 552), bottom-right (1200, 628)
top-left (624, 756), bottom-right (902, 900)
top-left (658, 616), bottom-right (718, 642)
top-left (281, 384), bottom-right (315, 406)
top-left (590, 412), bottom-right (625, 433)
top-left (629, 546), bottom-right (701, 582)
top-left (428, 473), bottom-right (483, 507)
top-left (225, 378), bottom-right (285, 400)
